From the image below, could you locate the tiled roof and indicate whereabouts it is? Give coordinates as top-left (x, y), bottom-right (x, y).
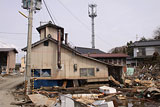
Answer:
top-left (131, 40), bottom-right (160, 47)
top-left (83, 53), bottom-right (128, 58)
top-left (75, 47), bottom-right (106, 54)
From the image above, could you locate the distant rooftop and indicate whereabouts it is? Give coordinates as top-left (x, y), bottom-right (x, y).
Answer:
top-left (83, 53), bottom-right (128, 58)
top-left (0, 48), bottom-right (18, 53)
top-left (75, 47), bottom-right (106, 54)
top-left (131, 40), bottom-right (160, 47)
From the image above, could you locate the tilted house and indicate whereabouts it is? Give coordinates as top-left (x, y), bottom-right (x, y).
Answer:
top-left (22, 22), bottom-right (111, 88)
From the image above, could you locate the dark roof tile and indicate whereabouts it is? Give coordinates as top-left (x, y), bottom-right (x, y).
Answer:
top-left (75, 47), bottom-right (106, 54)
top-left (131, 40), bottom-right (160, 47)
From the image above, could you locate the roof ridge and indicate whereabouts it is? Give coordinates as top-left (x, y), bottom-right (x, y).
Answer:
top-left (75, 46), bottom-right (99, 50)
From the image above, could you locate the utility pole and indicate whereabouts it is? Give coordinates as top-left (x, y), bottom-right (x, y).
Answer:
top-left (22, 0), bottom-right (42, 95)
top-left (26, 0), bottom-right (33, 95)
top-left (88, 4), bottom-right (97, 49)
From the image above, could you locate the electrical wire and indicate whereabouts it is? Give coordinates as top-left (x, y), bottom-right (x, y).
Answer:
top-left (46, 0), bottom-right (59, 25)
top-left (56, 0), bottom-right (113, 48)
top-left (0, 32), bottom-right (38, 35)
top-left (57, 0), bottom-right (89, 30)
top-left (43, 0), bottom-right (55, 24)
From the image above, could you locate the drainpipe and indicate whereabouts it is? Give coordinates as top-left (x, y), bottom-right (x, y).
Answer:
top-left (65, 33), bottom-right (68, 45)
top-left (57, 29), bottom-right (61, 69)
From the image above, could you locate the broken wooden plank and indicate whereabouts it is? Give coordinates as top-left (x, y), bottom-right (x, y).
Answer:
top-left (109, 76), bottom-right (121, 86)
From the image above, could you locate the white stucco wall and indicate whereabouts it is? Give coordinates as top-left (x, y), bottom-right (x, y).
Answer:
top-left (134, 47), bottom-right (156, 57)
top-left (133, 48), bottom-right (138, 57)
top-left (145, 47), bottom-right (155, 56)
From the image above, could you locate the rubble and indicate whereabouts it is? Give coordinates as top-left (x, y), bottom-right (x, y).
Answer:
top-left (28, 94), bottom-right (58, 107)
top-left (9, 64), bottom-right (160, 107)
top-left (99, 86), bottom-right (117, 94)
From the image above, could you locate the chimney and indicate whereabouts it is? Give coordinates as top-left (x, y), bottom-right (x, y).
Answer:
top-left (65, 33), bottom-right (68, 45)
top-left (57, 29), bottom-right (61, 69)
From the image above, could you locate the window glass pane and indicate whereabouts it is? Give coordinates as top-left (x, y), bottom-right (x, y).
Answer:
top-left (80, 68), bottom-right (95, 77)
top-left (41, 69), bottom-right (51, 77)
top-left (138, 48), bottom-right (146, 56)
top-left (88, 68), bottom-right (95, 76)
top-left (31, 69), bottom-right (40, 77)
top-left (80, 68), bottom-right (87, 77)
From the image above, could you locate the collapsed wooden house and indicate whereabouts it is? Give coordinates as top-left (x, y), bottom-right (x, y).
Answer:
top-left (22, 22), bottom-right (120, 88)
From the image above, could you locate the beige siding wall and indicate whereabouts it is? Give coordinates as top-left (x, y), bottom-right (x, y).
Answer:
top-left (40, 27), bottom-right (58, 40)
top-left (20, 57), bottom-right (25, 72)
top-left (31, 41), bottom-right (57, 71)
top-left (6, 51), bottom-right (16, 73)
top-left (61, 48), bottom-right (108, 79)
top-left (46, 27), bottom-right (58, 40)
top-left (40, 29), bottom-right (45, 40)
top-left (31, 41), bottom-right (108, 79)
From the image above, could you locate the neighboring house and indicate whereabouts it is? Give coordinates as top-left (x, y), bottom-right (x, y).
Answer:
top-left (22, 22), bottom-right (114, 88)
top-left (15, 63), bottom-right (21, 71)
top-left (75, 47), bottom-right (106, 54)
top-left (0, 48), bottom-right (18, 74)
top-left (20, 57), bottom-right (25, 73)
top-left (75, 47), bottom-right (127, 82)
top-left (83, 53), bottom-right (128, 66)
top-left (129, 40), bottom-right (160, 66)
top-left (131, 40), bottom-right (160, 58)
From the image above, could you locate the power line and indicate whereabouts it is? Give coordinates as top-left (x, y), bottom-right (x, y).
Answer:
top-left (43, 0), bottom-right (55, 24)
top-left (56, 0), bottom-right (114, 48)
top-left (57, 0), bottom-right (89, 29)
top-left (0, 32), bottom-right (38, 35)
top-left (47, 0), bottom-right (59, 25)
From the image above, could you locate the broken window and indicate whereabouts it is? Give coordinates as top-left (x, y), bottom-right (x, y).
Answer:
top-left (80, 68), bottom-right (95, 77)
top-left (31, 69), bottom-right (40, 77)
top-left (41, 69), bottom-right (51, 77)
top-left (31, 69), bottom-right (51, 77)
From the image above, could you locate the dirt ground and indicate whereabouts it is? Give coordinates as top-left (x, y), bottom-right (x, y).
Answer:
top-left (0, 75), bottom-right (24, 107)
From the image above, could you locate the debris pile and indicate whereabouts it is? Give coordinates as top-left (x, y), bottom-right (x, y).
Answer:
top-left (10, 64), bottom-right (160, 107)
top-left (124, 65), bottom-right (160, 88)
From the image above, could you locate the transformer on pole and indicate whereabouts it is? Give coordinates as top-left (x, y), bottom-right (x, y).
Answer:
top-left (21, 0), bottom-right (42, 95)
top-left (88, 4), bottom-right (97, 49)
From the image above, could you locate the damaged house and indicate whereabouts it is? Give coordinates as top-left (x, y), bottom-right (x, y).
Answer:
top-left (0, 48), bottom-right (18, 74)
top-left (22, 22), bottom-right (115, 88)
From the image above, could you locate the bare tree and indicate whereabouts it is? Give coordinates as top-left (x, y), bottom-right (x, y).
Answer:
top-left (154, 27), bottom-right (160, 40)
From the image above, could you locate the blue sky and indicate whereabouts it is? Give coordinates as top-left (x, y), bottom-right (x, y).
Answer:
top-left (0, 0), bottom-right (160, 62)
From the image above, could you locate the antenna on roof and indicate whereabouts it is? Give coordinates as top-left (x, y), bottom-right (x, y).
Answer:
top-left (136, 34), bottom-right (138, 41)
